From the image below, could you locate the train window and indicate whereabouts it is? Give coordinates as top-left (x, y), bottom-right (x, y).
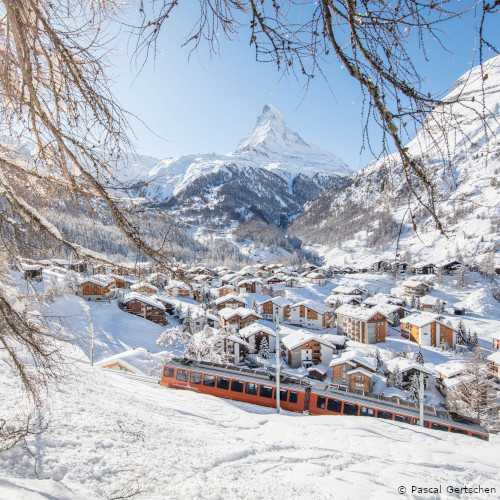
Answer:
top-left (471, 433), bottom-right (488, 440)
top-left (394, 414), bottom-right (411, 424)
top-left (450, 427), bottom-right (468, 435)
top-left (272, 389), bottom-right (288, 402)
top-left (164, 367), bottom-right (175, 378)
top-left (245, 383), bottom-right (259, 396)
top-left (176, 369), bottom-right (188, 382)
top-left (343, 402), bottom-right (359, 415)
top-left (431, 423), bottom-right (449, 431)
top-left (231, 380), bottom-right (244, 393)
top-left (260, 385), bottom-right (273, 398)
top-left (360, 406), bottom-right (375, 417)
top-left (217, 377), bottom-right (230, 390)
top-left (376, 411), bottom-right (393, 420)
top-left (203, 375), bottom-right (216, 387)
top-left (189, 372), bottom-right (202, 384)
top-left (289, 391), bottom-right (298, 404)
top-left (327, 399), bottom-right (342, 413)
top-left (316, 396), bottom-right (326, 409)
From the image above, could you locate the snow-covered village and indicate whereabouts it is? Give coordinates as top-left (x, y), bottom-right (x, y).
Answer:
top-left (1, 1), bottom-right (500, 499)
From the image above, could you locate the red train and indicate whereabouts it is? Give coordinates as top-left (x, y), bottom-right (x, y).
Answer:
top-left (160, 358), bottom-right (489, 440)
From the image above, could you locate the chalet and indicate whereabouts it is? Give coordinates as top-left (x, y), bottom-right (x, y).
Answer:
top-left (289, 300), bottom-right (332, 331)
top-left (419, 295), bottom-right (445, 313)
top-left (188, 313), bottom-right (221, 333)
top-left (94, 348), bottom-right (156, 375)
top-left (325, 294), bottom-right (362, 309)
top-left (77, 276), bottom-right (115, 301)
top-left (216, 285), bottom-right (235, 298)
top-left (281, 331), bottom-right (335, 369)
top-left (323, 334), bottom-right (348, 352)
top-left (400, 313), bottom-right (456, 347)
top-left (306, 272), bottom-right (327, 286)
top-left (192, 274), bottom-right (213, 284)
top-left (329, 350), bottom-right (377, 391)
top-left (69, 260), bottom-right (87, 273)
top-left (434, 361), bottom-right (467, 398)
top-left (489, 332), bottom-right (500, 350)
top-left (402, 279), bottom-right (431, 298)
top-left (363, 293), bottom-right (406, 308)
top-left (130, 282), bottom-right (159, 295)
top-left (238, 279), bottom-right (264, 294)
top-left (331, 285), bottom-right (364, 296)
top-left (285, 277), bottom-right (300, 288)
top-left (220, 273), bottom-right (243, 286)
top-left (122, 293), bottom-right (166, 325)
top-left (266, 276), bottom-right (284, 286)
top-left (165, 280), bottom-right (192, 298)
top-left (411, 262), bottom-right (435, 275)
top-left (436, 260), bottom-right (462, 275)
top-left (307, 365), bottom-right (328, 381)
top-left (239, 324), bottom-right (276, 353)
top-left (214, 294), bottom-right (247, 311)
top-left (372, 303), bottom-right (411, 323)
top-left (155, 295), bottom-right (177, 315)
top-left (487, 351), bottom-right (500, 379)
top-left (385, 358), bottom-right (434, 389)
top-left (147, 272), bottom-right (169, 288)
top-left (335, 304), bottom-right (388, 344)
top-left (259, 296), bottom-right (292, 322)
top-left (220, 335), bottom-right (251, 365)
top-left (110, 275), bottom-right (136, 289)
top-left (218, 307), bottom-right (261, 331)
top-left (22, 264), bottom-right (43, 281)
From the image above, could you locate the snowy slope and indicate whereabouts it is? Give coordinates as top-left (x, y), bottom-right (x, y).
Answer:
top-left (290, 55), bottom-right (500, 266)
top-left (1, 348), bottom-right (499, 500)
top-left (137, 105), bottom-right (352, 227)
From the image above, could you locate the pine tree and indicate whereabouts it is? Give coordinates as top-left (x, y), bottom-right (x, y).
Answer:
top-left (392, 367), bottom-right (403, 389)
top-left (391, 313), bottom-right (400, 327)
top-left (375, 349), bottom-right (383, 371)
top-left (468, 331), bottom-right (479, 351)
top-left (408, 374), bottom-right (420, 402)
top-left (183, 308), bottom-right (192, 334)
top-left (251, 298), bottom-right (259, 313)
top-left (414, 346), bottom-right (424, 365)
top-left (435, 266), bottom-right (444, 285)
top-left (410, 295), bottom-right (416, 310)
top-left (456, 264), bottom-right (471, 289)
top-left (456, 320), bottom-right (468, 346)
top-left (258, 337), bottom-right (270, 359)
top-left (415, 296), bottom-right (421, 311)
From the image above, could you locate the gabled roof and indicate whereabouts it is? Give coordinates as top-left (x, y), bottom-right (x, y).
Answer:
top-left (218, 307), bottom-right (261, 320)
top-left (488, 332), bottom-right (500, 341)
top-left (239, 323), bottom-right (276, 339)
top-left (95, 348), bottom-right (158, 376)
top-left (215, 294), bottom-right (246, 306)
top-left (347, 367), bottom-right (374, 378)
top-left (434, 360), bottom-right (467, 378)
top-left (385, 358), bottom-right (434, 375)
top-left (401, 279), bottom-right (431, 288)
top-left (331, 285), bottom-right (364, 295)
top-left (329, 350), bottom-right (377, 371)
top-left (334, 304), bottom-right (388, 321)
top-left (130, 281), bottom-right (158, 292)
top-left (259, 296), bottom-right (292, 308)
top-left (400, 312), bottom-right (456, 330)
top-left (123, 292), bottom-right (165, 310)
top-left (79, 276), bottom-right (114, 287)
top-left (290, 299), bottom-right (330, 315)
top-left (487, 351), bottom-right (500, 365)
top-left (281, 331), bottom-right (335, 351)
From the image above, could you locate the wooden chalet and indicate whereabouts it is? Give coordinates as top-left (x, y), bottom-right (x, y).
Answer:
top-left (402, 279), bottom-right (431, 298)
top-left (214, 294), bottom-right (247, 311)
top-left (22, 264), bottom-right (43, 281)
top-left (400, 313), bottom-right (456, 347)
top-left (130, 282), bottom-right (159, 295)
top-left (237, 279), bottom-right (263, 294)
top-left (78, 276), bottom-right (115, 301)
top-left (306, 272), bottom-right (327, 286)
top-left (165, 280), bottom-right (192, 298)
top-left (216, 285), bottom-right (235, 298)
top-left (155, 295), bottom-right (177, 315)
top-left (330, 350), bottom-right (377, 392)
top-left (281, 331), bottom-right (335, 369)
top-left (218, 307), bottom-right (261, 331)
top-left (289, 300), bottom-right (332, 331)
top-left (259, 296), bottom-right (292, 322)
top-left (487, 352), bottom-right (500, 379)
top-left (122, 293), bottom-right (166, 325)
top-left (239, 324), bottom-right (276, 353)
top-left (489, 332), bottom-right (500, 350)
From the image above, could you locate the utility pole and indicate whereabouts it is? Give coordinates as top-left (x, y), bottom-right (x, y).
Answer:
top-left (89, 311), bottom-right (94, 367)
top-left (275, 313), bottom-right (281, 414)
top-left (419, 371), bottom-right (424, 427)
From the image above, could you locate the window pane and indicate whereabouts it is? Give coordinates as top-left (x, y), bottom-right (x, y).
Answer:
top-left (245, 382), bottom-right (258, 395)
top-left (316, 396), bottom-right (326, 409)
top-left (450, 427), bottom-right (468, 435)
top-left (343, 402), bottom-right (359, 416)
top-left (376, 410), bottom-right (393, 420)
top-left (260, 385), bottom-right (273, 398)
top-left (203, 375), bottom-right (216, 387)
top-left (360, 406), bottom-right (375, 417)
top-left (431, 422), bottom-right (448, 431)
top-left (289, 391), bottom-right (298, 404)
top-left (327, 399), bottom-right (342, 413)
top-left (189, 372), bottom-right (202, 384)
top-left (176, 369), bottom-right (188, 382)
top-left (231, 380), bottom-right (244, 393)
top-left (217, 377), bottom-right (230, 390)
top-left (394, 414), bottom-right (411, 424)
top-left (279, 389), bottom-right (288, 402)
top-left (164, 367), bottom-right (175, 378)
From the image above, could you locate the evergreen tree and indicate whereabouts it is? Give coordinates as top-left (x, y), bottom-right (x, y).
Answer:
top-left (391, 312), bottom-right (400, 327)
top-left (410, 295), bottom-right (416, 310)
top-left (456, 320), bottom-right (468, 346)
top-left (392, 367), bottom-right (403, 389)
top-left (251, 298), bottom-right (259, 313)
top-left (415, 296), bottom-right (421, 311)
top-left (435, 266), bottom-right (444, 285)
top-left (408, 374), bottom-right (420, 402)
top-left (375, 349), bottom-right (384, 371)
top-left (456, 264), bottom-right (471, 288)
top-left (258, 337), bottom-right (270, 359)
top-left (468, 331), bottom-right (479, 351)
top-left (414, 346), bottom-right (424, 365)
top-left (183, 308), bottom-right (192, 334)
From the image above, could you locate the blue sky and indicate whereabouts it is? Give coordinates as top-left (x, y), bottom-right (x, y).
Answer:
top-left (112, 2), bottom-right (498, 171)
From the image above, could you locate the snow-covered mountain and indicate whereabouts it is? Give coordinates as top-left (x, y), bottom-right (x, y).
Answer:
top-left (290, 55), bottom-right (500, 267)
top-left (137, 105), bottom-right (351, 227)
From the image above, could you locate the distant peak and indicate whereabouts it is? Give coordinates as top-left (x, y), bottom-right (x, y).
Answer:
top-left (260, 103), bottom-right (284, 120)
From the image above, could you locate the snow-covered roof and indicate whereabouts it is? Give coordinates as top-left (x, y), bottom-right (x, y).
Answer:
top-left (122, 292), bottom-right (165, 310)
top-left (329, 350), bottom-right (377, 371)
top-left (130, 282), bottom-right (158, 292)
top-left (214, 294), bottom-right (246, 306)
top-left (335, 304), bottom-right (388, 321)
top-left (306, 272), bottom-right (326, 279)
top-left (167, 280), bottom-right (190, 290)
top-left (290, 299), bottom-right (330, 315)
top-left (488, 332), bottom-right (500, 341)
top-left (282, 331), bottom-right (335, 351)
top-left (401, 279), bottom-right (430, 288)
top-left (239, 323), bottom-right (275, 339)
top-left (308, 364), bottom-right (328, 375)
top-left (331, 285), bottom-right (364, 295)
top-left (400, 312), bottom-right (455, 330)
top-left (434, 361), bottom-right (467, 378)
top-left (79, 276), bottom-right (114, 287)
top-left (323, 334), bottom-right (348, 347)
top-left (385, 358), bottom-right (434, 375)
top-left (218, 307), bottom-right (261, 320)
top-left (373, 303), bottom-right (409, 317)
top-left (95, 348), bottom-right (157, 376)
top-left (419, 295), bottom-right (442, 306)
top-left (347, 367), bottom-right (374, 378)
top-left (223, 335), bottom-right (251, 347)
top-left (21, 264), bottom-right (43, 271)
top-left (259, 296), bottom-right (292, 308)
top-left (487, 351), bottom-right (500, 365)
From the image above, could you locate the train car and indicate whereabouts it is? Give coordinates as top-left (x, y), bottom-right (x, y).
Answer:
top-left (161, 358), bottom-right (307, 413)
top-left (308, 389), bottom-right (489, 440)
top-left (160, 358), bottom-right (489, 441)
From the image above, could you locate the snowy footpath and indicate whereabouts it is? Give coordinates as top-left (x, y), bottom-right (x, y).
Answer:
top-left (1, 350), bottom-right (500, 500)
